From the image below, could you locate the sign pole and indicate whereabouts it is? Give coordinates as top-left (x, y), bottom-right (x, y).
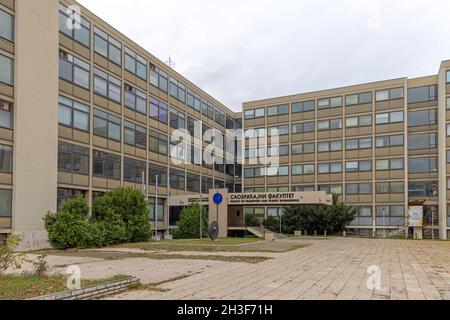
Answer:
top-left (155, 174), bottom-right (158, 240)
top-left (199, 193), bottom-right (202, 240)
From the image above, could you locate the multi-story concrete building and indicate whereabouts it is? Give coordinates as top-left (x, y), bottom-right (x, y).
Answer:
top-left (0, 0), bottom-right (449, 247)
top-left (243, 67), bottom-right (450, 240)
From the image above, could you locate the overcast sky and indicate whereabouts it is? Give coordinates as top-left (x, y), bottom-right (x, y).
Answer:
top-left (78, 0), bottom-right (450, 111)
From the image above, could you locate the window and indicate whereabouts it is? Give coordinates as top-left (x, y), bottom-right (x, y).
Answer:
top-left (376, 182), bottom-right (404, 194)
top-left (93, 150), bottom-right (121, 180)
top-left (0, 144), bottom-right (12, 173)
top-left (245, 127), bottom-right (266, 139)
top-left (447, 71), bottom-right (450, 84)
top-left (244, 108), bottom-right (265, 119)
top-left (201, 176), bottom-right (214, 193)
top-left (149, 64), bottom-right (168, 92)
top-left (318, 119), bottom-right (342, 131)
top-left (376, 206), bottom-right (404, 226)
top-left (187, 173), bottom-right (201, 193)
top-left (125, 47), bottom-right (147, 80)
top-left (0, 100), bottom-right (12, 129)
top-left (169, 78), bottom-right (186, 103)
top-left (58, 142), bottom-right (89, 175)
top-left (187, 89), bottom-right (201, 112)
top-left (201, 99), bottom-right (215, 120)
top-left (59, 51), bottom-right (89, 89)
top-left (346, 160), bottom-right (372, 172)
top-left (268, 125), bottom-right (289, 136)
top-left (94, 27), bottom-right (121, 65)
top-left (124, 84), bottom-right (147, 114)
top-left (226, 115), bottom-right (235, 130)
top-left (346, 115), bottom-right (372, 128)
top-left (267, 166), bottom-right (289, 176)
top-left (292, 100), bottom-right (314, 113)
top-left (149, 198), bottom-right (164, 221)
top-left (124, 158), bottom-right (146, 183)
top-left (318, 140), bottom-right (342, 152)
top-left (57, 188), bottom-right (87, 211)
top-left (149, 130), bottom-right (168, 155)
top-left (215, 107), bottom-right (226, 127)
top-left (292, 122), bottom-right (315, 134)
top-left (170, 138), bottom-right (186, 161)
top-left (407, 85), bottom-right (438, 104)
top-left (292, 143), bottom-right (315, 155)
top-left (59, 4), bottom-right (90, 47)
top-left (319, 184), bottom-right (343, 195)
top-left (345, 137), bottom-right (372, 150)
top-left (346, 183), bottom-right (372, 194)
top-left (170, 169), bottom-right (185, 190)
top-left (408, 157), bottom-right (438, 174)
top-left (0, 9), bottom-right (14, 42)
top-left (318, 97), bottom-right (342, 109)
top-left (292, 185), bottom-right (315, 192)
top-left (124, 121), bottom-right (147, 149)
top-left (244, 167), bottom-right (264, 178)
top-left (376, 135), bottom-right (404, 148)
top-left (245, 147), bottom-right (265, 159)
top-left (318, 162), bottom-right (342, 174)
top-left (149, 164), bottom-right (167, 187)
top-left (376, 159), bottom-right (404, 170)
top-left (292, 164), bottom-right (315, 175)
top-left (58, 96), bottom-right (89, 132)
top-left (408, 133), bottom-right (437, 150)
top-left (169, 108), bottom-right (186, 130)
top-left (267, 104), bottom-right (289, 116)
top-left (268, 145), bottom-right (289, 157)
top-left (149, 97), bottom-right (168, 124)
top-left (0, 188), bottom-right (11, 218)
top-left (93, 68), bottom-right (121, 103)
top-left (408, 181), bottom-right (438, 197)
top-left (375, 111), bottom-right (403, 124)
top-left (375, 88), bottom-right (404, 102)
top-left (408, 109), bottom-right (437, 127)
top-left (351, 206), bottom-right (373, 226)
top-left (93, 109), bottom-right (121, 141)
top-left (346, 92), bottom-right (372, 106)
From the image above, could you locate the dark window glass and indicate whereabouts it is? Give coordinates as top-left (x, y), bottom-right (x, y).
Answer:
top-left (58, 142), bottom-right (89, 175)
top-left (93, 150), bottom-right (121, 180)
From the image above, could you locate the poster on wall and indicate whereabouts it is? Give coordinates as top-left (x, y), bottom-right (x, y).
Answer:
top-left (407, 206), bottom-right (424, 227)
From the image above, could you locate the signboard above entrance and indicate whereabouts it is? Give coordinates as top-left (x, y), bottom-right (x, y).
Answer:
top-left (228, 192), bottom-right (332, 206)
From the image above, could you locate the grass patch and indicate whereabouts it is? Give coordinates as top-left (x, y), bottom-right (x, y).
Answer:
top-left (44, 250), bottom-right (271, 264)
top-left (0, 274), bottom-right (127, 300)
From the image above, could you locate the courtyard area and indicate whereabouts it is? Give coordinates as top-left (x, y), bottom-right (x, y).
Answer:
top-left (9, 237), bottom-right (450, 300)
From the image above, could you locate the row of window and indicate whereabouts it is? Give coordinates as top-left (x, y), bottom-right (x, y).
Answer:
top-left (244, 157), bottom-right (437, 177)
top-left (244, 88), bottom-right (407, 119)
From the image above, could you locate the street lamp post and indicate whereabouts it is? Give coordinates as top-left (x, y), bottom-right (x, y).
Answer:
top-left (382, 208), bottom-right (386, 238)
top-left (155, 174), bottom-right (158, 240)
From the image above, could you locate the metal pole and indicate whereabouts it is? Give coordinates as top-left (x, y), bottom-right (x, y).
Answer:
top-left (431, 208), bottom-right (435, 240)
top-left (279, 213), bottom-right (282, 234)
top-left (383, 208), bottom-right (386, 238)
top-left (199, 194), bottom-right (202, 240)
top-left (155, 175), bottom-right (158, 239)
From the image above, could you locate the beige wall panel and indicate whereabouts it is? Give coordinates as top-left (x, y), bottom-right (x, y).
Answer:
top-left (72, 130), bottom-right (90, 144)
top-left (93, 177), bottom-right (107, 189)
top-left (346, 104), bottom-right (372, 115)
top-left (0, 128), bottom-right (13, 141)
top-left (72, 174), bottom-right (89, 187)
top-left (93, 135), bottom-right (108, 148)
top-left (14, 0), bottom-right (59, 249)
top-left (0, 173), bottom-right (12, 184)
top-left (0, 38), bottom-right (14, 55)
top-left (0, 0), bottom-right (14, 10)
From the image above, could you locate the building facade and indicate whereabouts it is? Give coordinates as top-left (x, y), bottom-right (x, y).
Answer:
top-left (0, 0), bottom-right (449, 247)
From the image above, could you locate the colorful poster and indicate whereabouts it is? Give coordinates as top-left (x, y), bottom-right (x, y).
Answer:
top-left (408, 206), bottom-right (424, 227)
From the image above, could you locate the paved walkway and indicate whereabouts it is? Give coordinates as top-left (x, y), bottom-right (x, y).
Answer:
top-left (105, 238), bottom-right (450, 300)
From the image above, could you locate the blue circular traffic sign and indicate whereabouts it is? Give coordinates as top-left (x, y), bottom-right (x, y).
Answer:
top-left (213, 193), bottom-right (223, 205)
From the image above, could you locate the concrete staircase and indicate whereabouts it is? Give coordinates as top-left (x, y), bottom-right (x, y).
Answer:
top-left (246, 227), bottom-right (288, 240)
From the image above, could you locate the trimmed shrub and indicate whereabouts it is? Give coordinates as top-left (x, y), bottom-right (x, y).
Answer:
top-left (172, 203), bottom-right (208, 239)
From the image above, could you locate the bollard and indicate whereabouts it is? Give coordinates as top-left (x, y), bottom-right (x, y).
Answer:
top-left (343, 231), bottom-right (347, 237)
top-left (324, 230), bottom-right (327, 237)
top-left (305, 230), bottom-right (308, 236)
top-left (314, 230), bottom-right (317, 237)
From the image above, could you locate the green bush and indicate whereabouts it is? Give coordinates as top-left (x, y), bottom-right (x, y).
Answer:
top-left (172, 203), bottom-right (208, 239)
top-left (44, 189), bottom-right (152, 249)
top-left (245, 214), bottom-right (261, 227)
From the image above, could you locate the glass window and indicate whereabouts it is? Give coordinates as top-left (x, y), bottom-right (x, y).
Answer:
top-left (408, 85), bottom-right (438, 104)
top-left (94, 27), bottom-right (121, 65)
top-left (0, 100), bottom-right (13, 129)
top-left (125, 47), bottom-right (147, 80)
top-left (149, 197), bottom-right (164, 220)
top-left (0, 189), bottom-right (12, 217)
top-left (408, 157), bottom-right (438, 174)
top-left (93, 109), bottom-right (121, 141)
top-left (268, 104), bottom-right (289, 116)
top-left (59, 51), bottom-right (89, 89)
top-left (149, 164), bottom-right (167, 187)
top-left (0, 54), bottom-right (14, 85)
top-left (408, 109), bottom-right (437, 127)
top-left (169, 78), bottom-right (186, 103)
top-left (0, 144), bottom-right (12, 173)
top-left (376, 158), bottom-right (404, 171)
top-left (58, 142), bottom-right (89, 175)
top-left (59, 4), bottom-right (90, 48)
top-left (124, 158), bottom-right (146, 183)
top-left (124, 121), bottom-right (147, 149)
top-left (292, 100), bottom-right (314, 113)
top-left (149, 64), bottom-right (168, 92)
top-left (376, 88), bottom-right (404, 101)
top-left (170, 169), bottom-right (185, 190)
top-left (408, 133), bottom-right (437, 150)
top-left (408, 181), bottom-right (438, 197)
top-left (0, 9), bottom-right (13, 42)
top-left (149, 97), bottom-right (168, 124)
top-left (187, 89), bottom-right (201, 112)
top-left (125, 84), bottom-right (147, 114)
top-left (169, 108), bottom-right (186, 130)
top-left (93, 150), bottom-right (121, 180)
top-left (93, 68), bottom-right (121, 103)
top-left (58, 96), bottom-right (90, 131)
top-left (346, 92), bottom-right (372, 106)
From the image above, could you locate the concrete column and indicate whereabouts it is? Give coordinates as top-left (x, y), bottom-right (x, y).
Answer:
top-left (208, 189), bottom-right (229, 238)
top-left (13, 0), bottom-right (59, 249)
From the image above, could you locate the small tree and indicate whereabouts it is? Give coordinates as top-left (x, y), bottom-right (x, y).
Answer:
top-left (172, 203), bottom-right (208, 239)
top-left (0, 235), bottom-right (26, 274)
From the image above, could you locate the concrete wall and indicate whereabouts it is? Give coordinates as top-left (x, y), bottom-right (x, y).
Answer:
top-left (13, 0), bottom-right (59, 249)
